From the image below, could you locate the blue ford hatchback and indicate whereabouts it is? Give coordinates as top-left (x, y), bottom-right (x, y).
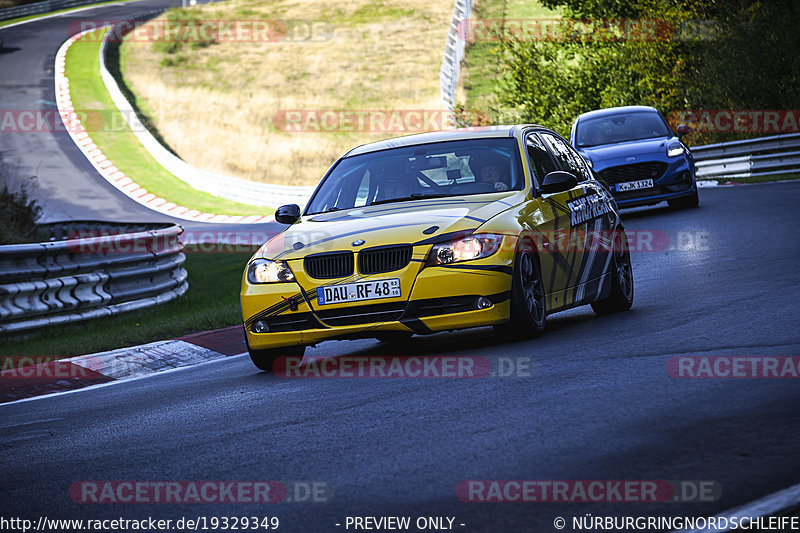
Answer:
top-left (570, 106), bottom-right (698, 209)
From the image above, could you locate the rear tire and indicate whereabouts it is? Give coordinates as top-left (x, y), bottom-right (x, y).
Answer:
top-left (591, 229), bottom-right (634, 315)
top-left (668, 189), bottom-right (699, 209)
top-left (495, 250), bottom-right (546, 339)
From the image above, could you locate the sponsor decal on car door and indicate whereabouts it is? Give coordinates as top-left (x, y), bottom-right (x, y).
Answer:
top-left (538, 133), bottom-right (609, 308)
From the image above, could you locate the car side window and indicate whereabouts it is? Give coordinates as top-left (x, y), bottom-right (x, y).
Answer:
top-left (568, 147), bottom-right (593, 182)
top-left (525, 134), bottom-right (558, 188)
top-left (540, 133), bottom-right (591, 182)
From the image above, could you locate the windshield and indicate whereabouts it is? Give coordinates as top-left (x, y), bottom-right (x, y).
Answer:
top-left (575, 111), bottom-right (671, 147)
top-left (305, 138), bottom-right (523, 214)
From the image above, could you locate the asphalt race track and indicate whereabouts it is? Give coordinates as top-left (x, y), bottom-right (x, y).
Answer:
top-left (2, 1), bottom-right (800, 531)
top-left (2, 181), bottom-right (799, 532)
top-left (0, 0), bottom-right (279, 235)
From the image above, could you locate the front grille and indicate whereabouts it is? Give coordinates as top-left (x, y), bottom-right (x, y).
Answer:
top-left (599, 161), bottom-right (668, 185)
top-left (315, 302), bottom-right (407, 327)
top-left (358, 245), bottom-right (412, 274)
top-left (304, 252), bottom-right (354, 279)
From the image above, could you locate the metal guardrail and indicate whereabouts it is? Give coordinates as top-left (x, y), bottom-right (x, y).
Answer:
top-left (0, 222), bottom-right (188, 334)
top-left (692, 133), bottom-right (800, 179)
top-left (97, 17), bottom-right (315, 209)
top-left (440, 0), bottom-right (473, 111)
top-left (0, 0), bottom-right (104, 22)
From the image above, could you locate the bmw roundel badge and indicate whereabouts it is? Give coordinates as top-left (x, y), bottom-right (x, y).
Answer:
top-left (352, 239), bottom-right (365, 246)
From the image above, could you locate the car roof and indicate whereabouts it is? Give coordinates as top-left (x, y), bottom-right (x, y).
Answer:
top-left (575, 105), bottom-right (659, 122)
top-left (343, 124), bottom-right (545, 157)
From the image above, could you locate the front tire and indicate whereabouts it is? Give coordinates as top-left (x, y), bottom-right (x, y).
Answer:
top-left (374, 332), bottom-right (413, 343)
top-left (591, 229), bottom-right (634, 315)
top-left (244, 327), bottom-right (305, 371)
top-left (495, 250), bottom-right (546, 338)
top-left (248, 345), bottom-right (305, 372)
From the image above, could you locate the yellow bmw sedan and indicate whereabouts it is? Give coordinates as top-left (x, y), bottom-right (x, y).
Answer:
top-left (241, 125), bottom-right (633, 370)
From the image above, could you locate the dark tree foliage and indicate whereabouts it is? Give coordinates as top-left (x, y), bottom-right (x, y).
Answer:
top-left (0, 160), bottom-right (42, 245)
top-left (494, 0), bottom-right (800, 143)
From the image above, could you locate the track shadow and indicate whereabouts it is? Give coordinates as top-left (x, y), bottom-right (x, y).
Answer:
top-left (103, 33), bottom-right (181, 157)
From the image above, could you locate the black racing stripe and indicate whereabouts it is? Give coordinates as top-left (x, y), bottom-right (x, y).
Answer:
top-left (298, 285), bottom-right (317, 310)
top-left (400, 318), bottom-right (433, 335)
top-left (413, 228), bottom-right (478, 246)
top-left (435, 263), bottom-right (513, 275)
top-left (543, 196), bottom-right (571, 216)
top-left (551, 250), bottom-right (573, 279)
top-left (245, 274), bottom-right (365, 326)
top-left (308, 199), bottom-right (499, 221)
top-left (489, 290), bottom-right (512, 303)
top-left (571, 225), bottom-right (593, 304)
top-left (546, 198), bottom-right (561, 293)
top-left (565, 217), bottom-right (582, 294)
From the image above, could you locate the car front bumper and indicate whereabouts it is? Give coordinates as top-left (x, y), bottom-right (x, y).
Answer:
top-left (601, 157), bottom-right (697, 208)
top-left (241, 238), bottom-right (517, 351)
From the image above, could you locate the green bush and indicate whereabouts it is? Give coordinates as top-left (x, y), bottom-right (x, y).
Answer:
top-left (159, 54), bottom-right (188, 67)
top-left (0, 161), bottom-right (42, 245)
top-left (491, 0), bottom-right (800, 145)
top-left (152, 39), bottom-right (183, 54)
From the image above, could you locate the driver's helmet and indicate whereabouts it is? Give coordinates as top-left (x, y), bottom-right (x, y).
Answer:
top-left (471, 152), bottom-right (507, 184)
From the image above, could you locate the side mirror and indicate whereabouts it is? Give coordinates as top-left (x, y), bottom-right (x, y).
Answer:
top-left (540, 171), bottom-right (578, 195)
top-left (676, 124), bottom-right (691, 138)
top-left (275, 204), bottom-right (301, 225)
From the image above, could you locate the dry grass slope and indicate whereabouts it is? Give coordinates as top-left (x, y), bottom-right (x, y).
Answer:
top-left (122, 0), bottom-right (452, 186)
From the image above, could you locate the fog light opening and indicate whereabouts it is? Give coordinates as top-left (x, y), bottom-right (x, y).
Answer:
top-left (253, 320), bottom-right (269, 333)
top-left (476, 297), bottom-right (493, 310)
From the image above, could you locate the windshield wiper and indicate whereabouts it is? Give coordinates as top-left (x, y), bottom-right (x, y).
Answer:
top-left (369, 193), bottom-right (450, 206)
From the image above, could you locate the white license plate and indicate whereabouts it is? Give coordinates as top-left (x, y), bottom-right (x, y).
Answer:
top-left (616, 179), bottom-right (654, 192)
top-left (317, 278), bottom-right (401, 305)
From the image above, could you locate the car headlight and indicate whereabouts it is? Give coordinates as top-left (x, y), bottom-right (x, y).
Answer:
top-left (428, 234), bottom-right (503, 265)
top-left (667, 141), bottom-right (685, 158)
top-left (247, 259), bottom-right (295, 283)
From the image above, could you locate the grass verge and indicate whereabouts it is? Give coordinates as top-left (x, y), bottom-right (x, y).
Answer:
top-left (462, 0), bottom-right (562, 114)
top-left (0, 252), bottom-right (252, 359)
top-left (65, 28), bottom-right (270, 216)
top-left (120, 0), bottom-right (453, 186)
top-left (702, 173), bottom-right (800, 185)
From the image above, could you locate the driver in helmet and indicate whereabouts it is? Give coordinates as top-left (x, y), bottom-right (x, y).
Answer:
top-left (473, 153), bottom-right (510, 192)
